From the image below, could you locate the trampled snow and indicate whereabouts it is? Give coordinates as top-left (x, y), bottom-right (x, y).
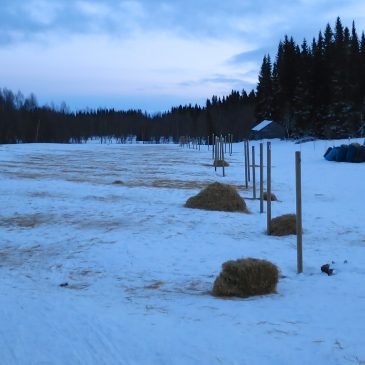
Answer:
top-left (0, 139), bottom-right (364, 365)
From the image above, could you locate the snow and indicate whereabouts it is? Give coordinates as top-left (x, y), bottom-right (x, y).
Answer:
top-left (0, 139), bottom-right (364, 365)
top-left (252, 119), bottom-right (272, 131)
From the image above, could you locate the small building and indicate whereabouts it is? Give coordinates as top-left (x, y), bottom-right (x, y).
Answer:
top-left (251, 120), bottom-right (286, 140)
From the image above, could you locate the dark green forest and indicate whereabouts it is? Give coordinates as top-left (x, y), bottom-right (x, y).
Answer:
top-left (1, 17), bottom-right (365, 144)
top-left (256, 17), bottom-right (365, 138)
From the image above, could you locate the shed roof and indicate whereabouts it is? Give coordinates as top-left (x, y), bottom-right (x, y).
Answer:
top-left (252, 120), bottom-right (272, 131)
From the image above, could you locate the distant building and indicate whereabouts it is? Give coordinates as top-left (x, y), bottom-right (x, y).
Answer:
top-left (251, 120), bottom-right (286, 140)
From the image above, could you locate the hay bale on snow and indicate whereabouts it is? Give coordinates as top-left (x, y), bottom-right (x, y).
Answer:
top-left (185, 182), bottom-right (247, 212)
top-left (213, 258), bottom-right (279, 298)
top-left (269, 214), bottom-right (297, 236)
top-left (263, 191), bottom-right (278, 201)
top-left (213, 160), bottom-right (229, 167)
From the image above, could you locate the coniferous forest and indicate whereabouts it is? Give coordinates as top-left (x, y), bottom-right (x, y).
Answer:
top-left (1, 17), bottom-right (365, 144)
top-left (256, 17), bottom-right (365, 138)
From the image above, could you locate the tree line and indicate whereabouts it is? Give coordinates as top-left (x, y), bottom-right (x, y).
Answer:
top-left (0, 88), bottom-right (255, 144)
top-left (256, 17), bottom-right (365, 138)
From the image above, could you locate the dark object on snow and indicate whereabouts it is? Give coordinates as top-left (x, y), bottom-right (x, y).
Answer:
top-left (212, 258), bottom-right (279, 298)
top-left (336, 145), bottom-right (348, 162)
top-left (185, 182), bottom-right (248, 212)
top-left (325, 143), bottom-right (365, 163)
top-left (355, 146), bottom-right (365, 162)
top-left (321, 264), bottom-right (334, 276)
top-left (269, 214), bottom-right (297, 236)
top-left (213, 160), bottom-right (229, 167)
top-left (263, 192), bottom-right (278, 201)
top-left (59, 282), bottom-right (69, 287)
top-left (324, 147), bottom-right (333, 159)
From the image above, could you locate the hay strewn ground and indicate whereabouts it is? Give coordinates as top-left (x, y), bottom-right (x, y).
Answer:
top-left (213, 258), bottom-right (279, 298)
top-left (269, 214), bottom-right (297, 236)
top-left (185, 182), bottom-right (248, 212)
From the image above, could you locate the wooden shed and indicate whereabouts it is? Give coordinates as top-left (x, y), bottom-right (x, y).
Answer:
top-left (251, 120), bottom-right (286, 139)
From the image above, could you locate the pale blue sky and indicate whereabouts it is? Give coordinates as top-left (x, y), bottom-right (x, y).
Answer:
top-left (1, 0), bottom-right (365, 112)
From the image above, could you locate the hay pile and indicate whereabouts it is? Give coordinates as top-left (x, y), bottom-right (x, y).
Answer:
top-left (213, 160), bottom-right (229, 167)
top-left (263, 191), bottom-right (278, 201)
top-left (112, 180), bottom-right (124, 185)
top-left (269, 214), bottom-right (297, 236)
top-left (185, 182), bottom-right (247, 212)
top-left (212, 258), bottom-right (279, 298)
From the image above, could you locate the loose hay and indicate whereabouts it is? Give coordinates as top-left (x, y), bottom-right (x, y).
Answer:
top-left (269, 214), bottom-right (297, 236)
top-left (213, 160), bottom-right (229, 167)
top-left (263, 191), bottom-right (278, 201)
top-left (212, 258), bottom-right (279, 298)
top-left (185, 182), bottom-right (247, 212)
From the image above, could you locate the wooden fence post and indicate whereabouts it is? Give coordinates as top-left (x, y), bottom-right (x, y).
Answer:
top-left (244, 140), bottom-right (248, 189)
top-left (252, 145), bottom-right (256, 199)
top-left (296, 151), bottom-right (303, 273)
top-left (247, 140), bottom-right (251, 182)
top-left (260, 142), bottom-right (264, 213)
top-left (221, 137), bottom-right (225, 177)
top-left (266, 142), bottom-right (272, 234)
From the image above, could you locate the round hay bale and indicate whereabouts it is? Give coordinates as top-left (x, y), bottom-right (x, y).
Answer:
top-left (185, 182), bottom-right (247, 212)
top-left (213, 160), bottom-right (229, 167)
top-left (212, 258), bottom-right (279, 298)
top-left (112, 180), bottom-right (124, 185)
top-left (269, 214), bottom-right (297, 236)
top-left (263, 191), bottom-right (278, 201)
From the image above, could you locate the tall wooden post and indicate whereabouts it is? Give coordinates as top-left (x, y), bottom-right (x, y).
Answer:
top-left (221, 137), bottom-right (225, 177)
top-left (214, 136), bottom-right (218, 171)
top-left (252, 145), bottom-right (256, 199)
top-left (260, 142), bottom-right (264, 213)
top-left (266, 142), bottom-right (272, 234)
top-left (212, 134), bottom-right (215, 159)
top-left (247, 140), bottom-right (251, 182)
top-left (296, 151), bottom-right (303, 273)
top-left (244, 141), bottom-right (248, 189)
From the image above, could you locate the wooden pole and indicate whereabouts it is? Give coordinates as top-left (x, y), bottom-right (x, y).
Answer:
top-left (212, 134), bottom-right (215, 159)
top-left (296, 151), bottom-right (303, 273)
top-left (221, 137), bottom-right (225, 177)
top-left (244, 141), bottom-right (248, 189)
top-left (214, 137), bottom-right (218, 171)
top-left (260, 142), bottom-right (264, 213)
top-left (266, 142), bottom-right (272, 234)
top-left (247, 140), bottom-right (251, 182)
top-left (252, 145), bottom-right (256, 199)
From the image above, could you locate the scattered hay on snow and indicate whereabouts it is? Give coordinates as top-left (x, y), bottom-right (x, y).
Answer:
top-left (263, 191), bottom-right (278, 201)
top-left (212, 258), bottom-right (279, 298)
top-left (213, 160), bottom-right (229, 167)
top-left (185, 182), bottom-right (247, 212)
top-left (269, 214), bottom-right (297, 236)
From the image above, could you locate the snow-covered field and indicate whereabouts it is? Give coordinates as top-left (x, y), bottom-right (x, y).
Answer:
top-left (0, 139), bottom-right (364, 365)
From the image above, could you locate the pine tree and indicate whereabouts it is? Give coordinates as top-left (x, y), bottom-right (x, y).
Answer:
top-left (255, 55), bottom-right (273, 120)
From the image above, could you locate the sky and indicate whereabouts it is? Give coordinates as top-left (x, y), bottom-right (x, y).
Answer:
top-left (1, 0), bottom-right (365, 113)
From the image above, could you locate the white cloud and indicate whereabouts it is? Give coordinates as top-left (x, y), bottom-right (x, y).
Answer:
top-left (24, 0), bottom-right (63, 26)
